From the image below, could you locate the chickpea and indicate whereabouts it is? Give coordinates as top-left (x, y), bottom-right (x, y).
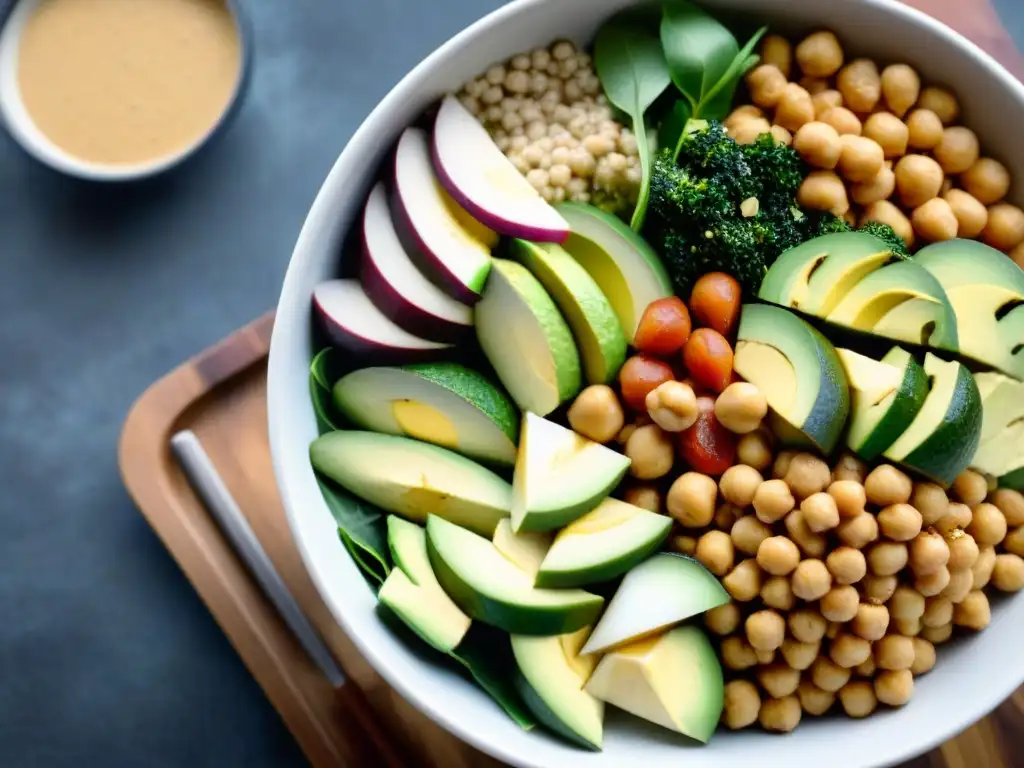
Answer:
top-left (1004, 527), bottom-right (1024, 557)
top-left (918, 86), bottom-right (959, 124)
top-left (992, 553), bottom-right (1024, 592)
top-left (758, 664), bottom-right (801, 699)
top-left (875, 634), bottom-right (915, 671)
top-left (623, 483), bottom-right (661, 514)
top-left (837, 59), bottom-right (881, 113)
top-left (821, 106), bottom-right (863, 136)
top-left (723, 558), bottom-right (763, 602)
top-left (920, 622), bottom-right (953, 644)
top-left (936, 503), bottom-right (973, 536)
top-left (822, 585), bottom-right (860, 622)
top-left (714, 502), bottom-right (744, 531)
top-left (776, 83), bottom-right (816, 132)
top-left (875, 669), bottom-right (914, 707)
top-left (894, 617), bottom-right (922, 636)
top-left (954, 590), bottom-right (990, 630)
top-left (615, 423), bottom-right (637, 445)
top-left (798, 681), bottom-right (836, 715)
top-left (825, 621), bottom-right (842, 640)
top-left (942, 567), bottom-right (973, 603)
top-left (877, 504), bottom-right (923, 542)
top-left (725, 105), bottom-right (764, 131)
top-left (785, 510), bottom-right (827, 557)
top-left (962, 157), bottom-right (1011, 205)
top-left (833, 453), bottom-right (868, 484)
top-left (909, 530), bottom-right (950, 575)
top-left (969, 503), bottom-right (1008, 547)
top-left (812, 656), bottom-right (852, 692)
top-left (946, 530), bottom-right (979, 570)
top-left (905, 108), bottom-right (944, 150)
top-left (567, 385), bottom-right (624, 443)
top-left (796, 31), bottom-right (843, 76)
top-left (943, 189), bottom-right (989, 239)
top-left (851, 163), bottom-right (897, 206)
top-left (781, 637), bottom-right (820, 671)
top-left (825, 480), bottom-right (864, 518)
top-left (909, 637), bottom-right (936, 676)
top-left (645, 381), bottom-right (698, 433)
top-left (745, 64), bottom-right (788, 110)
top-left (791, 558), bottom-right (832, 600)
top-left (745, 609), bottom-right (785, 652)
top-left (717, 466), bottom-right (762, 509)
top-left (760, 34), bottom-right (793, 78)
top-left (915, 566), bottom-right (951, 598)
top-left (855, 655), bottom-right (876, 678)
top-left (812, 89), bottom-right (843, 117)
top-left (753, 535), bottom-right (798, 575)
top-left (983, 203), bottom-right (1024, 251)
top-left (737, 430), bottom-right (773, 472)
top-left (919, 595), bottom-right (953, 629)
top-left (703, 602), bottom-right (740, 636)
top-left (785, 454), bottom-right (832, 500)
top-left (861, 200), bottom-right (914, 248)
top-left (863, 112), bottom-right (909, 157)
top-left (992, 489), bottom-right (1024, 527)
top-left (625, 425), bottom-right (674, 479)
top-left (913, 198), bottom-right (959, 242)
top-left (933, 126), bottom-right (979, 175)
top-left (796, 494), bottom-right (837, 534)
top-left (770, 124), bottom-right (794, 146)
top-left (912, 482), bottom-right (949, 526)
top-left (972, 546), bottom-right (997, 590)
top-left (667, 472), bottom-right (717, 528)
top-left (838, 511), bottom-right (880, 549)
top-left (793, 122), bottom-right (843, 169)
top-left (839, 680), bottom-right (877, 717)
top-left (867, 541), bottom-right (909, 576)
top-left (881, 64), bottom-right (921, 117)
top-left (789, 609), bottom-right (828, 644)
top-left (759, 575), bottom-right (794, 611)
top-left (730, 117), bottom-right (773, 146)
top-left (721, 635), bottom-right (758, 670)
top-left (825, 546), bottom-right (866, 586)
top-left (671, 535), bottom-right (698, 556)
top-left (888, 585), bottom-right (925, 621)
top-left (714, 383), bottom-right (768, 435)
top-left (852, 603), bottom-right (890, 641)
top-left (838, 135), bottom-right (885, 183)
top-left (894, 154), bottom-right (944, 209)
top-left (773, 450), bottom-right (797, 480)
top-left (732, 514), bottom-right (773, 556)
top-left (723, 680), bottom-right (761, 730)
top-left (759, 695), bottom-right (801, 733)
top-left (862, 573), bottom-right (898, 604)
top-left (798, 170), bottom-right (849, 215)
top-left (695, 530), bottom-right (735, 577)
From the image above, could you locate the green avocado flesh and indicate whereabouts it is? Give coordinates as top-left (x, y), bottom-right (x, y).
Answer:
top-left (883, 353), bottom-right (983, 486)
top-left (555, 201), bottom-right (673, 339)
top-left (837, 347), bottom-right (928, 461)
top-left (309, 431), bottom-right (511, 536)
top-left (733, 303), bottom-right (850, 454)
top-left (1000, 467), bottom-right (1024, 490)
top-left (916, 239), bottom-right (1024, 378)
top-left (425, 515), bottom-right (604, 635)
top-left (970, 372), bottom-right (1024, 477)
top-left (510, 238), bottom-right (627, 385)
top-left (475, 259), bottom-right (581, 416)
top-left (378, 517), bottom-right (471, 652)
top-left (332, 363), bottom-right (519, 466)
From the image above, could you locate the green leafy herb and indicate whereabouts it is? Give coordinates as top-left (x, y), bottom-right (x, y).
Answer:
top-left (310, 348), bottom-right (346, 434)
top-left (656, 99), bottom-right (692, 158)
top-left (660, 0), bottom-right (739, 112)
top-left (315, 472), bottom-right (389, 586)
top-left (593, 12), bottom-right (672, 232)
top-left (451, 625), bottom-right (536, 730)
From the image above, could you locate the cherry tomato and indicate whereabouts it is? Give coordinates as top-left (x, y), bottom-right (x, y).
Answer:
top-left (679, 397), bottom-right (737, 476)
top-left (689, 272), bottom-right (742, 338)
top-left (618, 355), bottom-right (675, 412)
top-left (682, 328), bottom-right (734, 393)
top-left (633, 297), bottom-right (692, 356)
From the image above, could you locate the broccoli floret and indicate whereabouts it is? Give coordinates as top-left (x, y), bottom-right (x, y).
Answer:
top-left (858, 221), bottom-right (911, 258)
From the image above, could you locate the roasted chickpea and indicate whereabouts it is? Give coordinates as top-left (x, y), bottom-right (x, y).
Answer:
top-left (812, 89), bottom-right (843, 117)
top-left (837, 59), bottom-right (881, 113)
top-left (760, 34), bottom-right (793, 78)
top-left (737, 429), bottom-right (774, 472)
top-left (761, 575), bottom-right (796, 611)
top-left (972, 546), bottom-right (997, 590)
top-left (757, 536), bottom-right (801, 577)
top-left (910, 637), bottom-right (936, 675)
top-left (822, 585), bottom-right (860, 622)
top-left (839, 681), bottom-right (877, 718)
top-left (954, 590), bottom-right (990, 630)
top-left (875, 669), bottom-right (914, 707)
top-left (625, 424), bottom-right (674, 479)
top-left (758, 665), bottom-right (801, 699)
top-left (863, 112), bottom-right (909, 157)
top-left (851, 163), bottom-right (896, 206)
top-left (936, 502), bottom-right (973, 536)
top-left (776, 83), bottom-right (816, 132)
top-left (946, 530), bottom-right (980, 570)
top-left (983, 203), bottom-right (1024, 251)
top-left (791, 558), bottom-right (832, 600)
top-left (912, 482), bottom-right (949, 526)
top-left (704, 601), bottom-right (741, 635)
top-left (833, 453), bottom-right (868, 484)
top-left (715, 383), bottom-right (768, 435)
top-left (838, 135), bottom-right (885, 183)
top-left (567, 384), bottom-right (625, 443)
top-left (875, 634), bottom-right (915, 671)
top-left (821, 106), bottom-right (863, 136)
top-left (909, 530), bottom-right (950, 576)
top-left (918, 86), bottom-right (959, 124)
top-left (770, 124), bottom-right (794, 146)
top-left (868, 541), bottom-right (909, 576)
top-left (723, 680), bottom-right (761, 730)
top-left (895, 154), bottom-right (945, 209)
top-left (798, 681), bottom-right (836, 716)
top-left (827, 546), bottom-right (868, 586)
top-left (667, 471), bottom-right (717, 528)
top-left (789, 609), bottom-right (828, 644)
top-left (992, 553), bottom-right (1024, 592)
top-left (796, 30), bottom-right (844, 77)
top-left (732, 514), bottom-right (773, 556)
top-left (759, 695), bottom-right (802, 733)
top-left (695, 530), bottom-right (735, 576)
top-left (906, 109), bottom-right (944, 149)
top-left (785, 453), bottom-right (832, 500)
top-left (852, 603), bottom-right (890, 641)
top-left (720, 635), bottom-right (758, 670)
top-left (798, 170), bottom-right (850, 215)
top-left (723, 558), bottom-right (763, 602)
top-left (861, 200), bottom-right (915, 247)
top-left (623, 483), bottom-right (661, 514)
top-left (785, 510), bottom-right (827, 558)
top-left (862, 573), bottom-right (898, 604)
top-left (746, 64), bottom-right (788, 109)
top-left (962, 157), bottom-right (1011, 205)
top-left (671, 535), bottom-right (698, 556)
top-left (781, 637), bottom-right (820, 671)
top-left (913, 198), bottom-right (959, 242)
top-left (933, 126), bottom-right (979, 174)
top-left (1004, 527), bottom-right (1024, 557)
top-left (793, 122), bottom-right (843, 169)
top-left (645, 380), bottom-right (698, 433)
top-left (920, 622), bottom-right (953, 645)
top-left (838, 511), bottom-right (880, 550)
top-left (881, 64), bottom-right (921, 116)
top-left (812, 656), bottom-right (852, 692)
top-left (746, 609), bottom-right (786, 651)
top-left (968, 502), bottom-right (1008, 547)
top-left (991, 489), bottom-right (1024, 527)
top-left (719, 465), bottom-right (763, 508)
top-left (915, 566), bottom-right (951, 597)
top-left (941, 567), bottom-right (973, 603)
top-left (943, 189), bottom-right (989, 239)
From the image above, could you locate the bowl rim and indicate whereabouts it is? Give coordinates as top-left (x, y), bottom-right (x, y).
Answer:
top-left (268, 0), bottom-right (1024, 765)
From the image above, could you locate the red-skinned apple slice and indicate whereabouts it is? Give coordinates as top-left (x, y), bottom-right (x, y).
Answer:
top-left (391, 127), bottom-right (494, 305)
top-left (431, 94), bottom-right (570, 244)
top-left (360, 182), bottom-right (473, 342)
top-left (313, 279), bottom-right (453, 361)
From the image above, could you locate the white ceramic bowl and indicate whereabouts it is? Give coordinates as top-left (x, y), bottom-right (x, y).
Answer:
top-left (268, 1), bottom-right (1024, 765)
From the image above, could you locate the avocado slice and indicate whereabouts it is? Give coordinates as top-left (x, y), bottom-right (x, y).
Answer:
top-left (837, 347), bottom-right (928, 461)
top-left (969, 372), bottom-right (1024, 477)
top-left (511, 239), bottom-right (627, 385)
top-left (511, 628), bottom-right (604, 750)
top-left (332, 363), bottom-right (519, 466)
top-left (883, 353), bottom-right (983, 486)
top-left (733, 303), bottom-right (850, 455)
top-left (759, 231), bottom-right (896, 315)
top-left (916, 239), bottom-right (1024, 379)
top-left (475, 259), bottom-right (581, 416)
top-left (581, 553), bottom-right (729, 656)
top-left (511, 412), bottom-right (631, 533)
top-left (493, 518), bottom-right (552, 579)
top-left (1000, 467), bottom-right (1024, 490)
top-left (825, 259), bottom-right (959, 352)
top-left (378, 517), bottom-right (471, 652)
top-left (535, 498), bottom-right (671, 588)
top-left (310, 431), bottom-right (511, 536)
top-left (556, 202), bottom-right (673, 339)
top-left (584, 625), bottom-right (724, 744)
top-left (425, 515), bottom-right (604, 635)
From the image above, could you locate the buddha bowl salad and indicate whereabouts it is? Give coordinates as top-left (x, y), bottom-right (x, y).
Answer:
top-left (306, 0), bottom-right (1024, 747)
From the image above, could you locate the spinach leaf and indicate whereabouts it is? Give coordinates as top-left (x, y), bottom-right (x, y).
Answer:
top-left (657, 99), bottom-right (692, 161)
top-left (451, 625), bottom-right (536, 730)
top-left (309, 348), bottom-right (346, 434)
top-left (593, 12), bottom-right (671, 232)
top-left (660, 0), bottom-right (739, 112)
top-left (315, 472), bottom-right (389, 586)
top-left (700, 31), bottom-right (767, 119)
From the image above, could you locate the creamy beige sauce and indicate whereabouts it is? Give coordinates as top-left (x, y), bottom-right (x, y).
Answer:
top-left (17, 0), bottom-right (241, 165)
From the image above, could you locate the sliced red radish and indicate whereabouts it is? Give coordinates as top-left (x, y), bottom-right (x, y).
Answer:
top-left (360, 182), bottom-right (474, 342)
top-left (392, 127), bottom-right (495, 305)
top-left (431, 94), bottom-right (570, 244)
top-left (313, 279), bottom-right (453, 361)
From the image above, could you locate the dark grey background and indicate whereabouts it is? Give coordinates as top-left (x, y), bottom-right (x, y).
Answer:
top-left (0, 1), bottom-right (1020, 766)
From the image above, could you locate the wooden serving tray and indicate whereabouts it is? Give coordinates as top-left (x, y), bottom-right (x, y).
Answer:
top-left (117, 3), bottom-right (1024, 765)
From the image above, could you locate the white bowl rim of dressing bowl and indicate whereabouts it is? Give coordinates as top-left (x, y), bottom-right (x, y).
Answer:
top-left (0, 0), bottom-right (252, 182)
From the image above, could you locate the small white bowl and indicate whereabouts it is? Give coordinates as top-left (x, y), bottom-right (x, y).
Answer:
top-left (268, 1), bottom-right (1024, 766)
top-left (0, 0), bottom-right (252, 182)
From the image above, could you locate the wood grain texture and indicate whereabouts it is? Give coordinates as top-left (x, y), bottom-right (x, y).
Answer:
top-left (117, 1), bottom-right (1023, 765)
